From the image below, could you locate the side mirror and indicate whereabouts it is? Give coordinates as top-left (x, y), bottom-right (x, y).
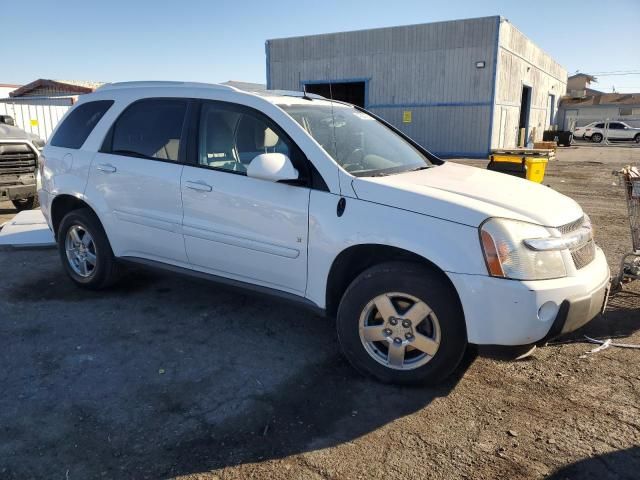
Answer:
top-left (247, 153), bottom-right (299, 182)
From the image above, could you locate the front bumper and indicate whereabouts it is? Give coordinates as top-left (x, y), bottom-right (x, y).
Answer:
top-left (37, 188), bottom-right (53, 230)
top-left (448, 246), bottom-right (611, 345)
top-left (537, 277), bottom-right (609, 345)
top-left (0, 182), bottom-right (36, 201)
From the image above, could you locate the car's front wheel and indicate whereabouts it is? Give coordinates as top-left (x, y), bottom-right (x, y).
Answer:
top-left (336, 261), bottom-right (467, 385)
top-left (634, 133), bottom-right (640, 144)
top-left (57, 208), bottom-right (121, 289)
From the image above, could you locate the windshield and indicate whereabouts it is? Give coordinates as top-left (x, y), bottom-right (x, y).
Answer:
top-left (279, 103), bottom-right (433, 177)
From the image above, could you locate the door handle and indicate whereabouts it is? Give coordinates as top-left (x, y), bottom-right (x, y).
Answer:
top-left (185, 180), bottom-right (213, 192)
top-left (96, 163), bottom-right (117, 173)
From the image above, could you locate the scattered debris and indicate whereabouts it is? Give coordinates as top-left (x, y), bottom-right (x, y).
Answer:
top-left (584, 335), bottom-right (640, 350)
top-left (579, 338), bottom-right (612, 358)
top-left (158, 369), bottom-right (165, 375)
top-left (507, 430), bottom-right (518, 437)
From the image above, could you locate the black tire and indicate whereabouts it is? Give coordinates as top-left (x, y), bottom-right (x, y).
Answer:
top-left (634, 134), bottom-right (640, 144)
top-left (11, 195), bottom-right (39, 211)
top-left (336, 261), bottom-right (467, 385)
top-left (57, 208), bottom-right (121, 290)
top-left (591, 133), bottom-right (603, 143)
top-left (560, 132), bottom-right (573, 147)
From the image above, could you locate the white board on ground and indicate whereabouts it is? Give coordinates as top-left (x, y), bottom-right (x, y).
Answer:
top-left (0, 209), bottom-right (55, 248)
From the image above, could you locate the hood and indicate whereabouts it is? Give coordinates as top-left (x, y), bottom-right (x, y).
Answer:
top-left (0, 124), bottom-right (43, 145)
top-left (351, 162), bottom-right (583, 227)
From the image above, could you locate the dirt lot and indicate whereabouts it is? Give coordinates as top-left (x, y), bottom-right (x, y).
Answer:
top-left (1, 145), bottom-right (639, 480)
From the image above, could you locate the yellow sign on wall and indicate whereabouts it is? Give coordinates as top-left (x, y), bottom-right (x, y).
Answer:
top-left (402, 111), bottom-right (412, 123)
top-left (30, 119), bottom-right (38, 127)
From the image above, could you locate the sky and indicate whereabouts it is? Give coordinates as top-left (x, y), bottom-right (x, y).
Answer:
top-left (3, 0), bottom-right (639, 93)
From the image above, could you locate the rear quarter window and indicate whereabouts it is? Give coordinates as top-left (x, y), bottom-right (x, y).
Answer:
top-left (50, 100), bottom-right (114, 149)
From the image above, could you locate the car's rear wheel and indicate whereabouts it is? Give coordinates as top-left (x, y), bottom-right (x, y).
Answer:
top-left (336, 261), bottom-right (467, 385)
top-left (11, 195), bottom-right (39, 211)
top-left (591, 133), bottom-right (603, 143)
top-left (57, 208), bottom-right (121, 289)
top-left (634, 133), bottom-right (640, 144)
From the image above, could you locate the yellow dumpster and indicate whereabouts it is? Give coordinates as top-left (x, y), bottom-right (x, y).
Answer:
top-left (487, 149), bottom-right (550, 183)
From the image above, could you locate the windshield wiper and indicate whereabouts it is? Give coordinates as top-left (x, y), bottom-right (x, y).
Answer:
top-left (407, 165), bottom-right (431, 172)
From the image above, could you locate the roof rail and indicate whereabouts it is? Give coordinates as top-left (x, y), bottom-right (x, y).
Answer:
top-left (97, 81), bottom-right (238, 92)
top-left (257, 89), bottom-right (327, 100)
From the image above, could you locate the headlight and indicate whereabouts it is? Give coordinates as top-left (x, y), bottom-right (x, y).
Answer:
top-left (480, 218), bottom-right (566, 280)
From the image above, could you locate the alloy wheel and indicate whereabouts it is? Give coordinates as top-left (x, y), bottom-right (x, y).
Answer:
top-left (358, 292), bottom-right (441, 370)
top-left (65, 225), bottom-right (97, 278)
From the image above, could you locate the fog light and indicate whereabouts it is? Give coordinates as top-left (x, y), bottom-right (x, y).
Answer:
top-left (538, 302), bottom-right (559, 323)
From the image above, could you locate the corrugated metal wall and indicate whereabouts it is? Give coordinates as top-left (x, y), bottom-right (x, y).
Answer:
top-left (0, 97), bottom-right (74, 140)
top-left (267, 17), bottom-right (499, 157)
top-left (492, 21), bottom-right (567, 148)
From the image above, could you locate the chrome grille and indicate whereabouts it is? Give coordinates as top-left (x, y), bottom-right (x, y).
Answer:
top-left (571, 240), bottom-right (596, 270)
top-left (558, 216), bottom-right (596, 270)
top-left (0, 143), bottom-right (37, 177)
top-left (558, 216), bottom-right (584, 235)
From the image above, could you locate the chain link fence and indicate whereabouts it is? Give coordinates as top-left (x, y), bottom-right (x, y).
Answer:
top-left (565, 114), bottom-right (640, 147)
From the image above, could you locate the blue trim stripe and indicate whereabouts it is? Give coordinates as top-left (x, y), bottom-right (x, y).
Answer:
top-left (368, 101), bottom-right (492, 109)
top-left (434, 151), bottom-right (489, 159)
top-left (300, 77), bottom-right (371, 85)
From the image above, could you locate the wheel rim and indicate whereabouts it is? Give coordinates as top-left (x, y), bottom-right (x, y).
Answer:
top-left (358, 292), bottom-right (441, 371)
top-left (65, 225), bottom-right (97, 278)
top-left (593, 134), bottom-right (602, 142)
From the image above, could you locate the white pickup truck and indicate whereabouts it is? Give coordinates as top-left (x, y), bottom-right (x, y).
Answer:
top-left (38, 82), bottom-right (610, 384)
top-left (0, 117), bottom-right (43, 210)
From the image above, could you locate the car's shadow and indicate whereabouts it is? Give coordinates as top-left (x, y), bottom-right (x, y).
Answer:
top-left (546, 446), bottom-right (640, 479)
top-left (0, 207), bottom-right (18, 215)
top-left (0, 260), bottom-right (475, 479)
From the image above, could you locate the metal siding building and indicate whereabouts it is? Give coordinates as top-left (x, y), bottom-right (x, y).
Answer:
top-left (267, 16), bottom-right (567, 157)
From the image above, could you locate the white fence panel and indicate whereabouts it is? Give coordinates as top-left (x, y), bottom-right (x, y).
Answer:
top-left (0, 96), bottom-right (74, 141)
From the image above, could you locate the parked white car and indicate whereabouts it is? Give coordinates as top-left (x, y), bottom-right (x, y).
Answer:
top-left (574, 121), bottom-right (640, 143)
top-left (38, 82), bottom-right (610, 384)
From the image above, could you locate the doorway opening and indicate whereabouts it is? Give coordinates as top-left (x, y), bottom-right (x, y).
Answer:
top-left (518, 85), bottom-right (532, 146)
top-left (548, 93), bottom-right (556, 129)
top-left (304, 81), bottom-right (366, 108)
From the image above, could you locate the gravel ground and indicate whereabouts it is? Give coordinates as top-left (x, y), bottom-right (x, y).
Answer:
top-left (0, 145), bottom-right (638, 479)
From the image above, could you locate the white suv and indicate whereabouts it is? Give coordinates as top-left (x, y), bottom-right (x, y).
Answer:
top-left (39, 81), bottom-right (610, 384)
top-left (574, 121), bottom-right (640, 143)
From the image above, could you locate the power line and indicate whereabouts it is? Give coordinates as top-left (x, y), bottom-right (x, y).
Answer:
top-left (595, 72), bottom-right (640, 77)
top-left (589, 69), bottom-right (640, 75)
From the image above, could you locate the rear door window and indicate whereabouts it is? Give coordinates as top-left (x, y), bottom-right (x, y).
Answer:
top-left (50, 100), bottom-right (114, 149)
top-left (110, 99), bottom-right (187, 162)
top-left (595, 123), bottom-right (605, 129)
